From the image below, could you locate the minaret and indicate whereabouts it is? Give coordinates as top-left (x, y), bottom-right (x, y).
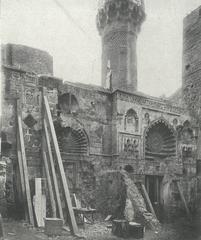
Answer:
top-left (97, 0), bottom-right (145, 93)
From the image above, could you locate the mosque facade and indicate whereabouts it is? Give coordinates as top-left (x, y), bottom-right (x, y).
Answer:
top-left (1, 0), bottom-right (200, 220)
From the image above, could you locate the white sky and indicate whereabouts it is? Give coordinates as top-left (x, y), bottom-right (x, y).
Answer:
top-left (1, 0), bottom-right (201, 97)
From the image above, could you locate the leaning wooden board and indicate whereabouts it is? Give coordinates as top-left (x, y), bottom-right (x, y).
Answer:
top-left (176, 181), bottom-right (191, 219)
top-left (140, 183), bottom-right (157, 219)
top-left (17, 133), bottom-right (28, 221)
top-left (42, 150), bottom-right (57, 218)
top-left (43, 120), bottom-right (64, 220)
top-left (17, 114), bottom-right (34, 226)
top-left (43, 96), bottom-right (78, 235)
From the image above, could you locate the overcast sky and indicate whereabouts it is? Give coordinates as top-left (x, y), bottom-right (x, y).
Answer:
top-left (1, 0), bottom-right (201, 97)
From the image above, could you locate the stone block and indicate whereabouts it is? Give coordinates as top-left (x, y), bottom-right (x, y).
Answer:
top-left (44, 218), bottom-right (63, 236)
top-left (128, 222), bottom-right (144, 239)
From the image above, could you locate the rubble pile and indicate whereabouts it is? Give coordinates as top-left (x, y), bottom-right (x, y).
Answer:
top-left (96, 170), bottom-right (160, 230)
top-left (122, 171), bottom-right (160, 230)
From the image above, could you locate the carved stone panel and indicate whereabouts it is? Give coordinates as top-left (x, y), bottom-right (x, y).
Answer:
top-left (119, 133), bottom-right (140, 158)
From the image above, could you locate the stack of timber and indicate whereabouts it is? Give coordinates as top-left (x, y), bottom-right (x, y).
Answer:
top-left (16, 94), bottom-right (78, 236)
top-left (42, 93), bottom-right (78, 235)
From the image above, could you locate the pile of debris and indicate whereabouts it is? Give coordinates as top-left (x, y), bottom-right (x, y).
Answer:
top-left (96, 170), bottom-right (160, 231)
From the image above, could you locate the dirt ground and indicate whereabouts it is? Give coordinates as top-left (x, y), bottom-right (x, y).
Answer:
top-left (2, 218), bottom-right (201, 240)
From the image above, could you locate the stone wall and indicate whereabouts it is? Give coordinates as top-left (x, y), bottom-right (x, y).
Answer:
top-left (182, 6), bottom-right (201, 218)
top-left (2, 44), bottom-right (53, 75)
top-left (58, 82), bottom-right (112, 155)
top-left (182, 6), bottom-right (201, 121)
top-left (1, 59), bottom-right (113, 216)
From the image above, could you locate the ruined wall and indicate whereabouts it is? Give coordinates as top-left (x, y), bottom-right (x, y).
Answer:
top-left (1, 44), bottom-right (54, 216)
top-left (2, 44), bottom-right (53, 75)
top-left (2, 45), bottom-right (114, 215)
top-left (51, 82), bottom-right (114, 206)
top-left (1, 42), bottom-right (198, 221)
top-left (183, 7), bottom-right (201, 93)
top-left (1, 66), bottom-right (44, 216)
top-left (182, 6), bottom-right (201, 218)
top-left (58, 83), bottom-right (112, 156)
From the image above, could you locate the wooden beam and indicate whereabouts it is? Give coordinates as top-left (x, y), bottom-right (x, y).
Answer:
top-left (44, 96), bottom-right (78, 235)
top-left (17, 114), bottom-right (34, 226)
top-left (0, 214), bottom-right (4, 239)
top-left (43, 119), bottom-right (64, 220)
top-left (42, 150), bottom-right (57, 218)
top-left (175, 181), bottom-right (191, 219)
top-left (139, 183), bottom-right (157, 219)
top-left (17, 133), bottom-right (28, 221)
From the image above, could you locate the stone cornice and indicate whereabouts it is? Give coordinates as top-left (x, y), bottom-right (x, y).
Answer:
top-left (113, 90), bottom-right (186, 115)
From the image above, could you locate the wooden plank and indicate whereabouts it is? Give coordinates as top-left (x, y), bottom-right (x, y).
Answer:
top-left (42, 150), bottom-right (57, 218)
top-left (17, 135), bottom-right (26, 201)
top-left (145, 177), bottom-right (149, 196)
top-left (140, 183), bottom-right (157, 219)
top-left (17, 133), bottom-right (28, 221)
top-left (176, 181), bottom-right (191, 218)
top-left (105, 215), bottom-right (112, 222)
top-left (17, 114), bottom-right (34, 226)
top-left (0, 214), bottom-right (4, 238)
top-left (73, 194), bottom-right (79, 208)
top-left (44, 96), bottom-right (78, 235)
top-left (156, 177), bottom-right (159, 203)
top-left (33, 178), bottom-right (46, 227)
top-left (73, 193), bottom-right (86, 223)
top-left (43, 119), bottom-right (64, 220)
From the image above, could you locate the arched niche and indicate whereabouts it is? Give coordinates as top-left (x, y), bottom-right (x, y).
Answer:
top-left (54, 122), bottom-right (89, 155)
top-left (58, 93), bottom-right (79, 114)
top-left (124, 109), bottom-right (139, 132)
top-left (144, 118), bottom-right (176, 161)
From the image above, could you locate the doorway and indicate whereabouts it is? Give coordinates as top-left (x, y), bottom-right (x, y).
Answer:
top-left (145, 175), bottom-right (163, 220)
